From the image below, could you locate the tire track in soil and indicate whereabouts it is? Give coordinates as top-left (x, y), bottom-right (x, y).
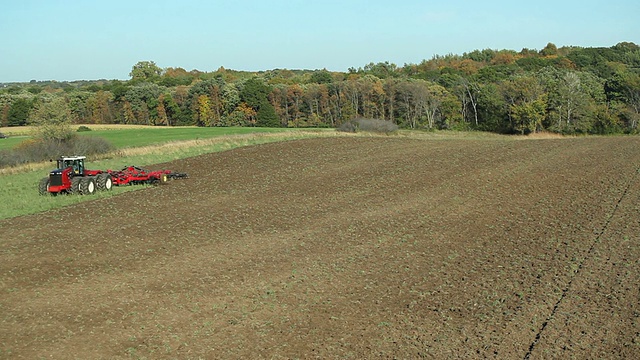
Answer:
top-left (523, 165), bottom-right (639, 359)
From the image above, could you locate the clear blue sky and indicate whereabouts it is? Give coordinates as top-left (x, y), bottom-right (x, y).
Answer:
top-left (0, 0), bottom-right (638, 82)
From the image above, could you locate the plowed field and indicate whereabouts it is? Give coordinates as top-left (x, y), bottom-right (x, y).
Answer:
top-left (1, 136), bottom-right (639, 359)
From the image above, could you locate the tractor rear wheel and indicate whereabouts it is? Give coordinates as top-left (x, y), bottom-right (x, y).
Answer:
top-left (38, 177), bottom-right (50, 196)
top-left (80, 177), bottom-right (96, 195)
top-left (97, 173), bottom-right (113, 191)
top-left (69, 177), bottom-right (82, 194)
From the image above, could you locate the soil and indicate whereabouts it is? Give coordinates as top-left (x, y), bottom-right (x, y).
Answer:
top-left (1, 136), bottom-right (639, 359)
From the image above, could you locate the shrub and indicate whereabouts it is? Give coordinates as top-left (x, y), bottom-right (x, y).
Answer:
top-left (337, 121), bottom-right (358, 133)
top-left (71, 136), bottom-right (113, 155)
top-left (77, 126), bottom-right (92, 132)
top-left (0, 135), bottom-right (114, 168)
top-left (337, 118), bottom-right (398, 134)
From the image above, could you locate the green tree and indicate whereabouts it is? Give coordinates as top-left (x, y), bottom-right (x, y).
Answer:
top-left (130, 61), bottom-right (162, 82)
top-left (540, 42), bottom-right (558, 57)
top-left (187, 78), bottom-right (225, 125)
top-left (221, 83), bottom-right (241, 122)
top-left (309, 70), bottom-right (334, 84)
top-left (363, 61), bottom-right (399, 79)
top-left (500, 75), bottom-right (547, 134)
top-left (560, 72), bottom-right (601, 133)
top-left (606, 69), bottom-right (640, 131)
top-left (105, 80), bottom-right (130, 101)
top-left (240, 78), bottom-right (279, 127)
top-left (7, 97), bottom-right (34, 126)
top-left (27, 86), bottom-right (42, 95)
top-left (28, 97), bottom-right (75, 142)
top-left (1, 104), bottom-right (8, 127)
top-left (256, 102), bottom-right (279, 127)
top-left (161, 67), bottom-right (195, 87)
top-left (67, 92), bottom-right (91, 124)
top-left (439, 74), bottom-right (481, 126)
top-left (397, 79), bottom-right (451, 129)
top-left (124, 83), bottom-right (165, 125)
top-left (161, 93), bottom-right (182, 126)
top-left (510, 99), bottom-right (547, 134)
top-left (475, 83), bottom-right (509, 132)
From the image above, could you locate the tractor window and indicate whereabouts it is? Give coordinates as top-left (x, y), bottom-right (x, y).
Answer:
top-left (59, 159), bottom-right (82, 174)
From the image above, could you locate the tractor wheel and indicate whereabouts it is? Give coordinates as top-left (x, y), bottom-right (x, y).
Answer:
top-left (80, 177), bottom-right (97, 195)
top-left (69, 177), bottom-right (82, 194)
top-left (38, 177), bottom-right (50, 196)
top-left (97, 173), bottom-right (113, 191)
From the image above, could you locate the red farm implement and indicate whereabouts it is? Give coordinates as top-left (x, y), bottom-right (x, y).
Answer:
top-left (39, 156), bottom-right (188, 195)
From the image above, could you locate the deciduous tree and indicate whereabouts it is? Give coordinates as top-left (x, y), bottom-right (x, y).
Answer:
top-left (130, 61), bottom-right (162, 81)
top-left (28, 96), bottom-right (74, 141)
top-left (196, 95), bottom-right (213, 127)
top-left (157, 94), bottom-right (168, 126)
top-left (500, 75), bottom-right (547, 134)
top-left (7, 97), bottom-right (33, 126)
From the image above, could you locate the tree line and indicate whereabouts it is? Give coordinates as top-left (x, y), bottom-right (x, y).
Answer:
top-left (1, 42), bottom-right (639, 135)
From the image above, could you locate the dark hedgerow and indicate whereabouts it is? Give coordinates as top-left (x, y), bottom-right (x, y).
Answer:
top-left (0, 135), bottom-right (114, 168)
top-left (337, 118), bottom-right (399, 134)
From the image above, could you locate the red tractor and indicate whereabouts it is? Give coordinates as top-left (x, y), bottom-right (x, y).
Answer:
top-left (39, 155), bottom-right (187, 195)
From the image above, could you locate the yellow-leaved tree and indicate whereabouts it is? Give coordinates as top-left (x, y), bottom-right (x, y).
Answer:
top-left (28, 96), bottom-right (75, 142)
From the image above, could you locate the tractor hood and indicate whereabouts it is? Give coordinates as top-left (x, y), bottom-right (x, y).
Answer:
top-left (50, 167), bottom-right (70, 175)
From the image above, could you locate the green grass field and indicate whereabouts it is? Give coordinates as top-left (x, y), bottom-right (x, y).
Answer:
top-left (76, 126), bottom-right (297, 149)
top-left (0, 126), bottom-right (296, 151)
top-left (0, 136), bottom-right (28, 151)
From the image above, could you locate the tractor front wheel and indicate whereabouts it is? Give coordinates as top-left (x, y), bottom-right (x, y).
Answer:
top-left (80, 177), bottom-right (96, 195)
top-left (69, 177), bottom-right (82, 194)
top-left (38, 177), bottom-right (50, 196)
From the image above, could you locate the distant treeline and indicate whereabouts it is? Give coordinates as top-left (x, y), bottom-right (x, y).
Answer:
top-left (2, 42), bottom-right (639, 134)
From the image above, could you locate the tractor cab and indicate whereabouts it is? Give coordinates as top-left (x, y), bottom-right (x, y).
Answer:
top-left (57, 156), bottom-right (86, 175)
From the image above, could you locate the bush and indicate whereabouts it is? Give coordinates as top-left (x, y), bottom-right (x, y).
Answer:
top-left (337, 121), bottom-right (358, 133)
top-left (337, 118), bottom-right (398, 134)
top-left (72, 136), bottom-right (113, 155)
top-left (77, 126), bottom-right (92, 132)
top-left (0, 135), bottom-right (114, 168)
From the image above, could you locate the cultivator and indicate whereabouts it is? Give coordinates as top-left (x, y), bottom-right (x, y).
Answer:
top-left (39, 156), bottom-right (188, 195)
top-left (109, 165), bottom-right (189, 186)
